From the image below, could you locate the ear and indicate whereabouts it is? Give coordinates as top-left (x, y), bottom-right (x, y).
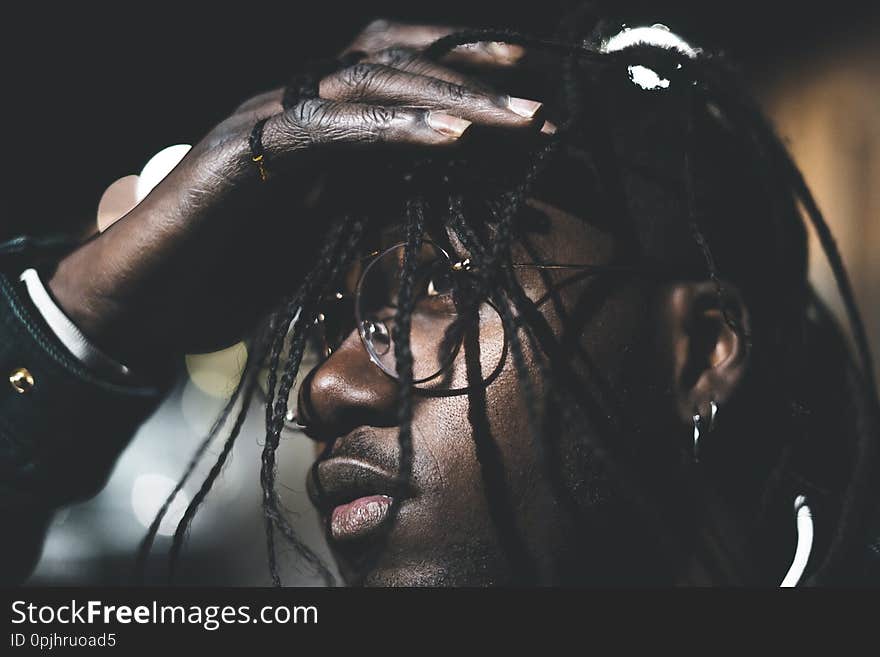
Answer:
top-left (663, 281), bottom-right (751, 426)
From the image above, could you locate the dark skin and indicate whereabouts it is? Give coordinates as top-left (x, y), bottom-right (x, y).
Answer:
top-left (48, 21), bottom-right (752, 585)
top-left (48, 21), bottom-right (544, 361)
top-left (301, 198), bottom-right (751, 585)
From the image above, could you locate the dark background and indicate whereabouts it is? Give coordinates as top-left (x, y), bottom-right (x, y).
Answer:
top-left (2, 0), bottom-right (877, 236)
top-left (9, 1), bottom-right (880, 585)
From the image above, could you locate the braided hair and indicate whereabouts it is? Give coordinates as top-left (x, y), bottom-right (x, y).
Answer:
top-left (138, 12), bottom-right (879, 587)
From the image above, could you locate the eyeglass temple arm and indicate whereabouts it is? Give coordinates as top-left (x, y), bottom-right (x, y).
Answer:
top-left (452, 257), bottom-right (678, 274)
top-left (510, 263), bottom-right (652, 273)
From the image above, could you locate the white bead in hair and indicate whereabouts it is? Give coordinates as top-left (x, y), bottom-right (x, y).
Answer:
top-left (599, 24), bottom-right (700, 90)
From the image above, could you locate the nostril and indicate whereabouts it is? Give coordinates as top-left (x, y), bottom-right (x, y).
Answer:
top-left (296, 337), bottom-right (401, 440)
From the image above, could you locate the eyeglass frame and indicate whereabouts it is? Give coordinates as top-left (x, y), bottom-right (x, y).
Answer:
top-left (315, 239), bottom-right (693, 384)
top-left (313, 239), bottom-right (684, 386)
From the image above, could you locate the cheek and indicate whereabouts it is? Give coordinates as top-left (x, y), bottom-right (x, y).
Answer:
top-left (414, 376), bottom-right (535, 493)
top-left (404, 285), bottom-right (655, 546)
top-left (411, 335), bottom-right (549, 518)
top-left (542, 281), bottom-right (657, 393)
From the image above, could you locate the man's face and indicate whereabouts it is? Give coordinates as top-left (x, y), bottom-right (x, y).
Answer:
top-left (298, 198), bottom-right (679, 585)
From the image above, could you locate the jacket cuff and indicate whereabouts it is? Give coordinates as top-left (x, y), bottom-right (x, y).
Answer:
top-left (0, 272), bottom-right (171, 510)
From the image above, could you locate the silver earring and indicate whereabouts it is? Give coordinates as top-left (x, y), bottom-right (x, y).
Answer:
top-left (284, 409), bottom-right (308, 432)
top-left (692, 400), bottom-right (718, 462)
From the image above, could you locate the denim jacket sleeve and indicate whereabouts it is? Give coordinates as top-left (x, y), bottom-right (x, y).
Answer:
top-left (0, 244), bottom-right (171, 583)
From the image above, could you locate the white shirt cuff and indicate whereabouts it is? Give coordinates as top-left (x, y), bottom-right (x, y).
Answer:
top-left (20, 268), bottom-right (132, 379)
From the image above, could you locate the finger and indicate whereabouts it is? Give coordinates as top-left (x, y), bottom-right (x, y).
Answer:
top-left (260, 99), bottom-right (472, 158)
top-left (232, 47), bottom-right (496, 122)
top-left (361, 47), bottom-right (495, 92)
top-left (360, 54), bottom-right (557, 133)
top-left (441, 40), bottom-right (527, 69)
top-left (345, 19), bottom-right (525, 68)
top-left (345, 19), bottom-right (459, 54)
top-left (319, 63), bottom-right (543, 130)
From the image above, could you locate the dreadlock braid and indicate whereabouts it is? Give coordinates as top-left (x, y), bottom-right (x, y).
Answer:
top-left (257, 212), bottom-right (352, 586)
top-left (379, 198), bottom-right (426, 546)
top-left (688, 79), bottom-right (880, 583)
top-left (133, 323), bottom-right (271, 582)
top-left (166, 349), bottom-right (263, 583)
top-left (683, 88), bottom-right (751, 345)
top-left (261, 215), bottom-right (366, 586)
top-left (142, 19), bottom-right (879, 588)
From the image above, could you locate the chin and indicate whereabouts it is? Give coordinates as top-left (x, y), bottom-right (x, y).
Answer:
top-left (338, 543), bottom-right (515, 587)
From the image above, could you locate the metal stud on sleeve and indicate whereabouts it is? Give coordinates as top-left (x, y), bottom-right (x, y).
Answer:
top-left (9, 367), bottom-right (35, 394)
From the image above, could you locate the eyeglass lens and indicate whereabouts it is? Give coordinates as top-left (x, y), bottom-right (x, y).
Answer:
top-left (320, 242), bottom-right (505, 389)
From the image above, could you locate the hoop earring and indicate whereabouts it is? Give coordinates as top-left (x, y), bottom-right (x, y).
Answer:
top-left (692, 400), bottom-right (718, 462)
top-left (689, 401), bottom-right (813, 585)
top-left (284, 409), bottom-right (308, 432)
top-left (780, 495), bottom-right (813, 587)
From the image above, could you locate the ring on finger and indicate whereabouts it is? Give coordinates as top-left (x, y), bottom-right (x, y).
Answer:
top-left (249, 118), bottom-right (269, 181)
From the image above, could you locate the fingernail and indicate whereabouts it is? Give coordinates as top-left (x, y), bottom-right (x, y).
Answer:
top-left (487, 42), bottom-right (526, 65)
top-left (540, 120), bottom-right (558, 135)
top-left (507, 97), bottom-right (543, 119)
top-left (426, 112), bottom-right (472, 139)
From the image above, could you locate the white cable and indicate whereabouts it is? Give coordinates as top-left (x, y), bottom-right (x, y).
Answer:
top-left (780, 495), bottom-right (813, 587)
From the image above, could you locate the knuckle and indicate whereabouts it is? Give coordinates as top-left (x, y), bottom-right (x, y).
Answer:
top-left (292, 98), bottom-right (328, 125)
top-left (282, 100), bottom-right (396, 146)
top-left (274, 99), bottom-right (329, 145)
top-left (341, 62), bottom-right (380, 89)
top-left (372, 46), bottom-right (415, 67)
top-left (430, 77), bottom-right (467, 103)
top-left (358, 105), bottom-right (398, 135)
top-left (334, 63), bottom-right (400, 102)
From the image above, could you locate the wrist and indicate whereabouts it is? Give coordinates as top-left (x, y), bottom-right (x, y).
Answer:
top-left (47, 248), bottom-right (115, 345)
top-left (23, 268), bottom-right (132, 380)
top-left (46, 246), bottom-right (168, 372)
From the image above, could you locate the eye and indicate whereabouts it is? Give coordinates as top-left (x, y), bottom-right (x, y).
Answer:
top-left (424, 264), bottom-right (454, 297)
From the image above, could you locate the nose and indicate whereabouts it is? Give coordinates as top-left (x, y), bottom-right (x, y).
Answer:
top-left (296, 332), bottom-right (399, 442)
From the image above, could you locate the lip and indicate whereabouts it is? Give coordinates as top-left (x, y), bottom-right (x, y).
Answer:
top-left (330, 494), bottom-right (394, 542)
top-left (307, 455), bottom-right (417, 542)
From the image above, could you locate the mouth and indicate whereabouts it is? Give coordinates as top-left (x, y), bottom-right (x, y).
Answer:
top-left (307, 456), bottom-right (416, 543)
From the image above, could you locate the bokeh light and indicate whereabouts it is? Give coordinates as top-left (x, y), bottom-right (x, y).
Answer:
top-left (130, 473), bottom-right (190, 537)
top-left (136, 144), bottom-right (191, 202)
top-left (185, 342), bottom-right (248, 399)
top-left (97, 174), bottom-right (139, 232)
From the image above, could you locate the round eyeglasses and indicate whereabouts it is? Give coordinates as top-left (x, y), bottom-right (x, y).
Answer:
top-left (315, 240), bottom-right (506, 390)
top-left (314, 239), bottom-right (674, 390)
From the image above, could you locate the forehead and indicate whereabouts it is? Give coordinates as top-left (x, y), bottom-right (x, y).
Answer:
top-left (367, 194), bottom-right (620, 268)
top-left (511, 197), bottom-right (617, 265)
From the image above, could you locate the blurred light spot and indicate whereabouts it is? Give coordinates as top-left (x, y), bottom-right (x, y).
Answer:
top-left (628, 65), bottom-right (670, 90)
top-left (51, 506), bottom-right (71, 527)
top-left (136, 144), bottom-right (192, 201)
top-left (131, 473), bottom-right (190, 536)
top-left (97, 175), bottom-right (139, 232)
top-left (180, 378), bottom-right (225, 436)
top-left (601, 24), bottom-right (698, 58)
top-left (600, 24), bottom-right (698, 91)
top-left (185, 342), bottom-right (248, 398)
